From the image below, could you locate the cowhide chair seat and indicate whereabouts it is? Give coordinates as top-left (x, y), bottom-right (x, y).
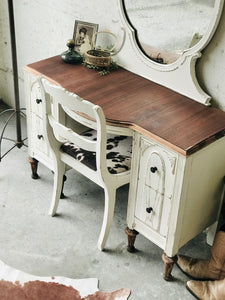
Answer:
top-left (61, 129), bottom-right (132, 174)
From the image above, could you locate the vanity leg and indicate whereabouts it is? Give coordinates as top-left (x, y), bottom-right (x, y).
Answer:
top-left (28, 157), bottom-right (39, 179)
top-left (60, 174), bottom-right (67, 199)
top-left (125, 227), bottom-right (139, 253)
top-left (162, 253), bottom-right (178, 281)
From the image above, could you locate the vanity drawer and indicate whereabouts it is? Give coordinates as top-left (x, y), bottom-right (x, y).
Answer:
top-left (134, 137), bottom-right (177, 238)
top-left (31, 113), bottom-right (49, 155)
top-left (30, 81), bottom-right (43, 117)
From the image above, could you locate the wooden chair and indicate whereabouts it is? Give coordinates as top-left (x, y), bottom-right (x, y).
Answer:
top-left (39, 78), bottom-right (133, 250)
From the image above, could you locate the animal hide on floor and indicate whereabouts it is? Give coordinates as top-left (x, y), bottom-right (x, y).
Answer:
top-left (0, 260), bottom-right (130, 300)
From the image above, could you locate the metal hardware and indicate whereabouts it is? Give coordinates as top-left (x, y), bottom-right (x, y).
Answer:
top-left (0, 0), bottom-right (27, 162)
top-left (36, 99), bottom-right (42, 104)
top-left (146, 207), bottom-right (153, 213)
top-left (150, 166), bottom-right (157, 173)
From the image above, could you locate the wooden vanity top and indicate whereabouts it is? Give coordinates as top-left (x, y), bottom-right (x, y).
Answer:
top-left (24, 55), bottom-right (225, 156)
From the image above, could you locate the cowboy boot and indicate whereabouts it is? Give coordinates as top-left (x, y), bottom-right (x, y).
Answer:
top-left (176, 231), bottom-right (225, 280)
top-left (186, 278), bottom-right (225, 300)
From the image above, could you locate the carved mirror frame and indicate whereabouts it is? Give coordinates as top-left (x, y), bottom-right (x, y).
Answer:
top-left (116, 0), bottom-right (224, 105)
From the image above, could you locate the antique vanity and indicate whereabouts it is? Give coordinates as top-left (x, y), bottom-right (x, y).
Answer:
top-left (118, 0), bottom-right (225, 280)
top-left (24, 0), bottom-right (225, 280)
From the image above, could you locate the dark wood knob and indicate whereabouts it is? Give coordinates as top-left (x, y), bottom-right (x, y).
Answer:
top-left (150, 167), bottom-right (157, 173)
top-left (146, 207), bottom-right (153, 213)
top-left (36, 99), bottom-right (42, 104)
top-left (37, 134), bottom-right (43, 139)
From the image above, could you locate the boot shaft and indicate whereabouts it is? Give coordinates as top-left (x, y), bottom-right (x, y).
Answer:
top-left (177, 231), bottom-right (225, 280)
top-left (209, 231), bottom-right (225, 279)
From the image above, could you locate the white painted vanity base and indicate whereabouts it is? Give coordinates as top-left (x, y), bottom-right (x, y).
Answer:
top-left (25, 70), bottom-right (225, 258)
top-left (127, 132), bottom-right (225, 257)
top-left (24, 56), bottom-right (225, 280)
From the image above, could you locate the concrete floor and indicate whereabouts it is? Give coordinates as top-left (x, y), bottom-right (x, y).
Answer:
top-left (0, 103), bottom-right (213, 299)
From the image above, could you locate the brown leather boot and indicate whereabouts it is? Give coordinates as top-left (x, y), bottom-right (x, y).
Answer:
top-left (177, 231), bottom-right (225, 280)
top-left (186, 278), bottom-right (225, 300)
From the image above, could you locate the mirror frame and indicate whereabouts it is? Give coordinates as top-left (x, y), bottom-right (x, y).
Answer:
top-left (116, 0), bottom-right (224, 105)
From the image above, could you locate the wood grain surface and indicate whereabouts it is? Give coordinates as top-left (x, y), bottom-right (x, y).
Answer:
top-left (24, 55), bottom-right (225, 155)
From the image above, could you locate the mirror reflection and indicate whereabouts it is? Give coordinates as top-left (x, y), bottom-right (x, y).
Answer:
top-left (123, 0), bottom-right (215, 64)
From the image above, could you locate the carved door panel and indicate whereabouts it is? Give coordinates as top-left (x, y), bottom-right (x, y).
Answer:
top-left (143, 151), bottom-right (165, 232)
top-left (135, 139), bottom-right (176, 238)
top-left (30, 81), bottom-right (43, 117)
top-left (31, 113), bottom-right (48, 155)
top-left (26, 75), bottom-right (52, 167)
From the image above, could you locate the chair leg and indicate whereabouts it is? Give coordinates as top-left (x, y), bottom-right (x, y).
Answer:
top-left (28, 157), bottom-right (39, 179)
top-left (97, 187), bottom-right (116, 251)
top-left (60, 174), bottom-right (67, 199)
top-left (48, 160), bottom-right (65, 217)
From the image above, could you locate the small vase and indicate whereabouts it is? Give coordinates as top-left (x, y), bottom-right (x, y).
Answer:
top-left (61, 39), bottom-right (83, 64)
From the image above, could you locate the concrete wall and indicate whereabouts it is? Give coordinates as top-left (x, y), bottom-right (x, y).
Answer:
top-left (0, 0), bottom-right (119, 108)
top-left (0, 0), bottom-right (225, 111)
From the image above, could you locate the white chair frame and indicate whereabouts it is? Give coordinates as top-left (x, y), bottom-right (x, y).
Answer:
top-left (39, 77), bottom-right (132, 250)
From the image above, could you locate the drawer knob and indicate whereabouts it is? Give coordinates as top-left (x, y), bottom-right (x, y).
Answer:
top-left (150, 167), bottom-right (157, 173)
top-left (36, 98), bottom-right (42, 104)
top-left (146, 207), bottom-right (153, 214)
top-left (37, 134), bottom-right (43, 139)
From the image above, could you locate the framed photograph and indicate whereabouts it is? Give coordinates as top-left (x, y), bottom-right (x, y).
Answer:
top-left (73, 20), bottom-right (99, 54)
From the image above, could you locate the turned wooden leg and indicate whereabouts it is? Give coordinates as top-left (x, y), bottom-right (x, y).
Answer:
top-left (162, 253), bottom-right (177, 281)
top-left (28, 157), bottom-right (39, 179)
top-left (60, 174), bottom-right (67, 199)
top-left (125, 227), bottom-right (139, 253)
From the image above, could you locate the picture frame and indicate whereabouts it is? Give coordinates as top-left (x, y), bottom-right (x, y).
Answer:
top-left (73, 20), bottom-right (99, 54)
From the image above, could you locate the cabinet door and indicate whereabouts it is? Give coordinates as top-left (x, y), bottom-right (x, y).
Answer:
top-left (135, 138), bottom-right (177, 239)
top-left (25, 73), bottom-right (53, 169)
top-left (30, 81), bottom-right (43, 117)
top-left (31, 113), bottom-right (49, 155)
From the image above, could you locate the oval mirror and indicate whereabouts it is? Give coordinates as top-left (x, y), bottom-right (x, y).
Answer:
top-left (122, 0), bottom-right (217, 64)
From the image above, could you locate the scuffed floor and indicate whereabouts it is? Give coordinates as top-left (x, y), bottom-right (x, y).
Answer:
top-left (0, 104), bottom-right (213, 299)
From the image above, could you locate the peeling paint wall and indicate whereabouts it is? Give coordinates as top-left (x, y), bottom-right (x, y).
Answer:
top-left (0, 0), bottom-right (119, 107)
top-left (0, 0), bottom-right (13, 104)
top-left (0, 0), bottom-right (225, 111)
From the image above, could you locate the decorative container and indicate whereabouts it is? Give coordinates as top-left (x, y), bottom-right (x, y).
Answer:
top-left (84, 31), bottom-right (117, 68)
